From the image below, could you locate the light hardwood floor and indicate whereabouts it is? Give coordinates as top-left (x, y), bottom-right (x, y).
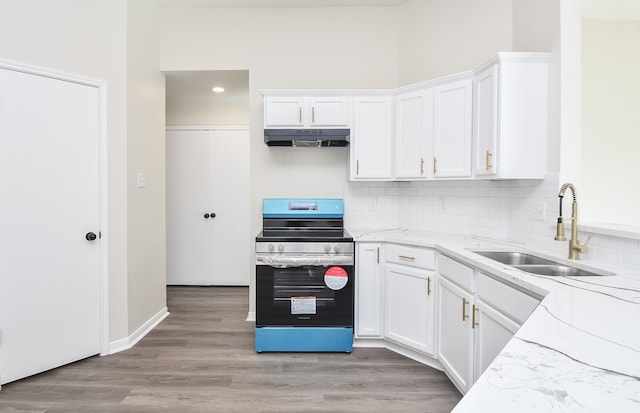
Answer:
top-left (0, 287), bottom-right (461, 412)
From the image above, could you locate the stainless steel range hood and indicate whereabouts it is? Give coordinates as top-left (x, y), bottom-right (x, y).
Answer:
top-left (264, 128), bottom-right (350, 147)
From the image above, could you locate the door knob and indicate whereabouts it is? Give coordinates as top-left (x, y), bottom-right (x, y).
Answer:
top-left (85, 232), bottom-right (97, 241)
top-left (210, 212), bottom-right (216, 218)
top-left (204, 213), bottom-right (210, 219)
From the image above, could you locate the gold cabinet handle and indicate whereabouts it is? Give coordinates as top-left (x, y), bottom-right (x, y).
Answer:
top-left (312, 106), bottom-right (315, 123)
top-left (420, 157), bottom-right (425, 175)
top-left (376, 247), bottom-right (380, 264)
top-left (356, 160), bottom-right (360, 176)
top-left (472, 304), bottom-right (479, 329)
top-left (398, 255), bottom-right (415, 261)
top-left (462, 298), bottom-right (469, 321)
top-left (433, 157), bottom-right (438, 175)
top-left (427, 276), bottom-right (432, 296)
top-left (485, 150), bottom-right (493, 171)
top-left (299, 106), bottom-right (302, 123)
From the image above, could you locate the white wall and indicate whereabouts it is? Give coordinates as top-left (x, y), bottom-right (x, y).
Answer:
top-left (0, 0), bottom-right (130, 342)
top-left (512, 0), bottom-right (561, 174)
top-left (159, 5), bottom-right (401, 314)
top-left (581, 19), bottom-right (640, 227)
top-left (0, 0), bottom-right (169, 345)
top-left (126, 0), bottom-right (167, 335)
top-left (398, 0), bottom-right (513, 84)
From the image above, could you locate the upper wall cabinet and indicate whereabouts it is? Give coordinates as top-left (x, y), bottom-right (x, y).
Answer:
top-left (472, 53), bottom-right (550, 179)
top-left (263, 93), bottom-right (349, 128)
top-left (432, 77), bottom-right (473, 179)
top-left (394, 89), bottom-right (431, 179)
top-left (351, 95), bottom-right (393, 180)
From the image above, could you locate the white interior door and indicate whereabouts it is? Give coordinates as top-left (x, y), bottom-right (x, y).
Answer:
top-left (166, 128), bottom-right (250, 286)
top-left (166, 130), bottom-right (211, 285)
top-left (0, 65), bottom-right (102, 385)
top-left (209, 129), bottom-right (250, 285)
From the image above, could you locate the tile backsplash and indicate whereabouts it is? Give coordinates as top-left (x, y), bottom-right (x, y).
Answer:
top-left (344, 174), bottom-right (640, 273)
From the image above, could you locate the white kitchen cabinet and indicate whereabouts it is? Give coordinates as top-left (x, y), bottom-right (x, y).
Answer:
top-left (350, 95), bottom-right (393, 180)
top-left (473, 298), bottom-right (520, 381)
top-left (384, 244), bottom-right (436, 355)
top-left (355, 243), bottom-right (384, 338)
top-left (432, 77), bottom-right (473, 178)
top-left (394, 89), bottom-right (431, 179)
top-left (437, 260), bottom-right (475, 393)
top-left (437, 254), bottom-right (541, 394)
top-left (263, 94), bottom-right (349, 128)
top-left (472, 53), bottom-right (550, 179)
top-left (166, 128), bottom-right (250, 286)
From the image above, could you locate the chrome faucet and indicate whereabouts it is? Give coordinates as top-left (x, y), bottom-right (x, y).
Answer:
top-left (554, 183), bottom-right (591, 260)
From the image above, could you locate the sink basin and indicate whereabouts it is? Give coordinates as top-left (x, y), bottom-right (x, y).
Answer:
top-left (512, 264), bottom-right (604, 277)
top-left (473, 251), bottom-right (557, 266)
top-left (473, 250), bottom-right (610, 276)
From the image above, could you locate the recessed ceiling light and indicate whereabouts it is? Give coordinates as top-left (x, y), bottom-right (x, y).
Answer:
top-left (212, 86), bottom-right (225, 93)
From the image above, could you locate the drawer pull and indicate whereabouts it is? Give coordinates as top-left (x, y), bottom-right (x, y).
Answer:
top-left (398, 255), bottom-right (415, 261)
top-left (472, 304), bottom-right (479, 329)
top-left (462, 298), bottom-right (469, 321)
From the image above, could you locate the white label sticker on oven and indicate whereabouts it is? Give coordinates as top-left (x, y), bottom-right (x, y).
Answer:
top-left (324, 266), bottom-right (348, 290)
top-left (291, 296), bottom-right (316, 315)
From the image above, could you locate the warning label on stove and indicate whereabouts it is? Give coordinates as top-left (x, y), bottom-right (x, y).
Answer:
top-left (291, 296), bottom-right (316, 315)
top-left (324, 266), bottom-right (348, 290)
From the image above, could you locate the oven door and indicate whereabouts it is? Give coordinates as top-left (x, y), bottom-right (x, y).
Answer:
top-left (256, 261), bottom-right (354, 327)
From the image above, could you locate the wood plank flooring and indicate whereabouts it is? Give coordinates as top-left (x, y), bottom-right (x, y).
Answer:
top-left (0, 287), bottom-right (461, 412)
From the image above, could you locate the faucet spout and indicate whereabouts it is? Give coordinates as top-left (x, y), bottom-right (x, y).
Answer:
top-left (554, 183), bottom-right (591, 260)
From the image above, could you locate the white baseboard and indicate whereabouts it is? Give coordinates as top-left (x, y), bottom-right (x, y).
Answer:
top-left (106, 307), bottom-right (170, 355)
top-left (354, 337), bottom-right (444, 372)
top-left (246, 311), bottom-right (256, 322)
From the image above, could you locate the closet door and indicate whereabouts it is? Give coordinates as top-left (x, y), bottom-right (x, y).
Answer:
top-left (208, 129), bottom-right (250, 286)
top-left (166, 128), bottom-right (250, 286)
top-left (166, 129), bottom-right (212, 285)
top-left (0, 65), bottom-right (102, 384)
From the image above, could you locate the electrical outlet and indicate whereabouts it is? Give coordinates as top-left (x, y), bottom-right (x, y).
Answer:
top-left (529, 202), bottom-right (546, 221)
top-left (368, 198), bottom-right (377, 211)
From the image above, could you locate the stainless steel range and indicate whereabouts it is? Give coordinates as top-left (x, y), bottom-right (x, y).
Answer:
top-left (255, 198), bottom-right (354, 352)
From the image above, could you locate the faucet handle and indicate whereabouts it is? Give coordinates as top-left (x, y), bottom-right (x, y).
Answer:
top-left (576, 234), bottom-right (592, 255)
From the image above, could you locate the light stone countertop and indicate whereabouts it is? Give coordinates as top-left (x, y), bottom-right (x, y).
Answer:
top-left (349, 228), bottom-right (640, 412)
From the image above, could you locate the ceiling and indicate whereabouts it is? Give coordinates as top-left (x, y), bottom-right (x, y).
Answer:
top-left (164, 70), bottom-right (249, 111)
top-left (156, 0), bottom-right (409, 7)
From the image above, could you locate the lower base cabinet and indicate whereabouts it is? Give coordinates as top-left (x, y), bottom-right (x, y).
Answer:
top-left (437, 254), bottom-right (541, 394)
top-left (354, 243), bottom-right (542, 394)
top-left (355, 243), bottom-right (384, 338)
top-left (384, 263), bottom-right (435, 355)
top-left (473, 299), bottom-right (520, 380)
top-left (437, 275), bottom-right (474, 392)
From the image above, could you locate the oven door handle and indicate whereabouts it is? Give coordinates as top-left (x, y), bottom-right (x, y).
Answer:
top-left (256, 255), bottom-right (354, 267)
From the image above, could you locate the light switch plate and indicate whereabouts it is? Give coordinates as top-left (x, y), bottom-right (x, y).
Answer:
top-left (137, 172), bottom-right (146, 188)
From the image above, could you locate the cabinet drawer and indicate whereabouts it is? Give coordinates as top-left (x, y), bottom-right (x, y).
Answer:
top-left (385, 244), bottom-right (435, 270)
top-left (476, 272), bottom-right (540, 325)
top-left (437, 254), bottom-right (474, 292)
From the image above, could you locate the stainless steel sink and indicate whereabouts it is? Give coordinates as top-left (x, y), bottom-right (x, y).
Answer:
top-left (473, 251), bottom-right (610, 276)
top-left (512, 264), bottom-right (604, 277)
top-left (473, 251), bottom-right (557, 266)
